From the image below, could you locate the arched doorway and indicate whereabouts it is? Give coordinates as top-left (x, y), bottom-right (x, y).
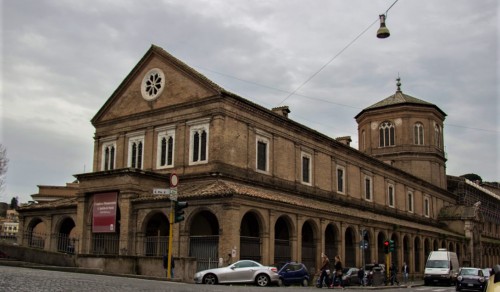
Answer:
top-left (27, 218), bottom-right (46, 249)
top-left (301, 220), bottom-right (317, 274)
top-left (414, 237), bottom-right (421, 273)
top-left (325, 224), bottom-right (338, 262)
top-left (189, 210), bottom-right (220, 271)
top-left (143, 212), bottom-right (169, 256)
top-left (57, 217), bottom-right (76, 254)
top-left (345, 227), bottom-right (356, 267)
top-left (377, 232), bottom-right (386, 264)
top-left (390, 234), bottom-right (399, 267)
top-left (424, 239), bottom-right (431, 263)
top-left (403, 235), bottom-right (410, 268)
top-left (361, 230), bottom-right (371, 267)
top-left (240, 211), bottom-right (262, 262)
top-left (274, 216), bottom-right (292, 264)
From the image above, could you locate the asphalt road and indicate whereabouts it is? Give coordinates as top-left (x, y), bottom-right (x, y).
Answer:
top-left (0, 265), bottom-right (456, 292)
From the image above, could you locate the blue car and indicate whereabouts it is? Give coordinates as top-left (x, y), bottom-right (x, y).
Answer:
top-left (276, 262), bottom-right (310, 286)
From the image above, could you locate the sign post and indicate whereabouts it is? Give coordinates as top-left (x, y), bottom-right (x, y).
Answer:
top-left (167, 173), bottom-right (179, 279)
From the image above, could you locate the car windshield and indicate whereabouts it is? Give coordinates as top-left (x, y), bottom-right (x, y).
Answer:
top-left (461, 269), bottom-right (480, 276)
top-left (426, 260), bottom-right (449, 268)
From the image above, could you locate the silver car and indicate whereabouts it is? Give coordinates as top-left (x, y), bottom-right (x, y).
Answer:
top-left (194, 260), bottom-right (280, 286)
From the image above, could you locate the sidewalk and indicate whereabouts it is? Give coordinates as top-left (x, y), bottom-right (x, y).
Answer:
top-left (0, 258), bottom-right (178, 282)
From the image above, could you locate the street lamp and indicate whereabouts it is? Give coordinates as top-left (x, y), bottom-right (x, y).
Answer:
top-left (377, 14), bottom-right (390, 38)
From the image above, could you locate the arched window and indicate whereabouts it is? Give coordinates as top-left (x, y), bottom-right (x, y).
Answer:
top-left (189, 122), bottom-right (209, 165)
top-left (414, 123), bottom-right (424, 145)
top-left (379, 121), bottom-right (395, 147)
top-left (434, 124), bottom-right (442, 149)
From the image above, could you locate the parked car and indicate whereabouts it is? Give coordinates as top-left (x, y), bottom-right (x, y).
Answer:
top-left (483, 268), bottom-right (492, 282)
top-left (486, 265), bottom-right (500, 292)
top-left (193, 260), bottom-right (279, 287)
top-left (276, 262), bottom-right (310, 286)
top-left (342, 267), bottom-right (360, 286)
top-left (364, 264), bottom-right (386, 286)
top-left (456, 267), bottom-right (486, 292)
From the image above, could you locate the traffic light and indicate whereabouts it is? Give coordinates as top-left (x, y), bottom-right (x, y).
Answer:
top-left (389, 240), bottom-right (395, 252)
top-left (174, 201), bottom-right (188, 223)
top-left (383, 240), bottom-right (389, 254)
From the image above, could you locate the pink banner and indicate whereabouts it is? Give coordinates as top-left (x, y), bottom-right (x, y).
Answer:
top-left (92, 192), bottom-right (118, 233)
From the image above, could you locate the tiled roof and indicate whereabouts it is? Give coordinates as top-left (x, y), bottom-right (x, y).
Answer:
top-left (365, 90), bottom-right (433, 110)
top-left (17, 197), bottom-right (78, 210)
top-left (136, 179), bottom-right (459, 236)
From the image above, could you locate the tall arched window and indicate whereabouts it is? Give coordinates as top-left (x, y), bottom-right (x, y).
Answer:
top-left (379, 121), bottom-right (395, 147)
top-left (414, 123), bottom-right (424, 145)
top-left (434, 124), bottom-right (442, 149)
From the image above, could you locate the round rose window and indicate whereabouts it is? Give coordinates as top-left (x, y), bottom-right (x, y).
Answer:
top-left (141, 68), bottom-right (165, 101)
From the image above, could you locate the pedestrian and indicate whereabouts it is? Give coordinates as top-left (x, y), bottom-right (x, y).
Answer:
top-left (162, 254), bottom-right (175, 278)
top-left (390, 262), bottom-right (399, 285)
top-left (170, 255), bottom-right (175, 278)
top-left (330, 255), bottom-right (344, 288)
top-left (318, 253), bottom-right (331, 288)
top-left (162, 254), bottom-right (168, 278)
top-left (401, 262), bottom-right (409, 284)
top-left (357, 267), bottom-right (365, 286)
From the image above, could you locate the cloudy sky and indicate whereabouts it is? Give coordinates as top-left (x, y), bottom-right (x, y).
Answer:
top-left (1, 0), bottom-right (498, 203)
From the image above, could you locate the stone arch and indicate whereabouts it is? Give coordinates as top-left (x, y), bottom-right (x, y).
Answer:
top-left (390, 233), bottom-right (400, 266)
top-left (325, 223), bottom-right (339, 263)
top-left (188, 209), bottom-right (220, 271)
top-left (414, 236), bottom-right (422, 273)
top-left (424, 238), bottom-right (432, 262)
top-left (433, 239), bottom-right (439, 251)
top-left (377, 231), bottom-right (388, 264)
top-left (142, 211), bottom-right (169, 256)
top-left (402, 235), bottom-right (411, 267)
top-left (301, 219), bottom-right (318, 274)
top-left (274, 214), bottom-right (294, 264)
top-left (344, 226), bottom-right (356, 267)
top-left (240, 210), bottom-right (263, 262)
top-left (26, 217), bottom-right (47, 249)
top-left (360, 228), bottom-right (372, 267)
top-left (55, 216), bottom-right (76, 253)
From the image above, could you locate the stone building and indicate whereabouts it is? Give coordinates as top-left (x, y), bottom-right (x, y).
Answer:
top-left (16, 45), bottom-right (499, 280)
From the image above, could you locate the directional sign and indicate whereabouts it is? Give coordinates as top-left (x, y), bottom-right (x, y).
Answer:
top-left (153, 188), bottom-right (171, 195)
top-left (170, 188), bottom-right (178, 201)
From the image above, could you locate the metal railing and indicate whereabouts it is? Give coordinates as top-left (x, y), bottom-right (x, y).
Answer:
top-left (143, 235), bottom-right (169, 256)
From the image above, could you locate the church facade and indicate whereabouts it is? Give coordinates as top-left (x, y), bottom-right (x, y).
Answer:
top-left (17, 45), bottom-right (499, 280)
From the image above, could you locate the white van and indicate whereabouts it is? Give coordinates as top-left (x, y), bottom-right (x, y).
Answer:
top-left (424, 249), bottom-right (460, 285)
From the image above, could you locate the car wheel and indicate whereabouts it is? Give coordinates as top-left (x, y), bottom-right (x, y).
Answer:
top-left (202, 273), bottom-right (217, 285)
top-left (256, 274), bottom-right (270, 287)
top-left (301, 278), bottom-right (309, 287)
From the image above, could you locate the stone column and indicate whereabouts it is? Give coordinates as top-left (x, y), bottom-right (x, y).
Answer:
top-left (219, 203), bottom-right (240, 264)
top-left (118, 191), bottom-right (136, 255)
top-left (75, 194), bottom-right (89, 254)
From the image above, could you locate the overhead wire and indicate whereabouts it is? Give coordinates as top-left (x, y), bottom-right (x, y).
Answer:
top-left (277, 0), bottom-right (400, 106)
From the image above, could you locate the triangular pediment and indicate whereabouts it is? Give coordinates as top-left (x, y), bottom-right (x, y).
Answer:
top-left (92, 45), bottom-right (223, 124)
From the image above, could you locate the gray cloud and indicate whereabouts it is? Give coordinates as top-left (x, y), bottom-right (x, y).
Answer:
top-left (2, 0), bottom-right (498, 203)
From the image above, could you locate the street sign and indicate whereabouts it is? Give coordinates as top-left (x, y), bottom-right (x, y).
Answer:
top-left (170, 188), bottom-right (178, 201)
top-left (170, 173), bottom-right (179, 188)
top-left (153, 188), bottom-right (171, 195)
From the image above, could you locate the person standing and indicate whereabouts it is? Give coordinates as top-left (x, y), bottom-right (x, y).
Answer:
top-left (401, 262), bottom-right (409, 284)
top-left (170, 255), bottom-right (175, 278)
top-left (318, 253), bottom-right (331, 288)
top-left (331, 255), bottom-right (344, 288)
top-left (390, 262), bottom-right (399, 285)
